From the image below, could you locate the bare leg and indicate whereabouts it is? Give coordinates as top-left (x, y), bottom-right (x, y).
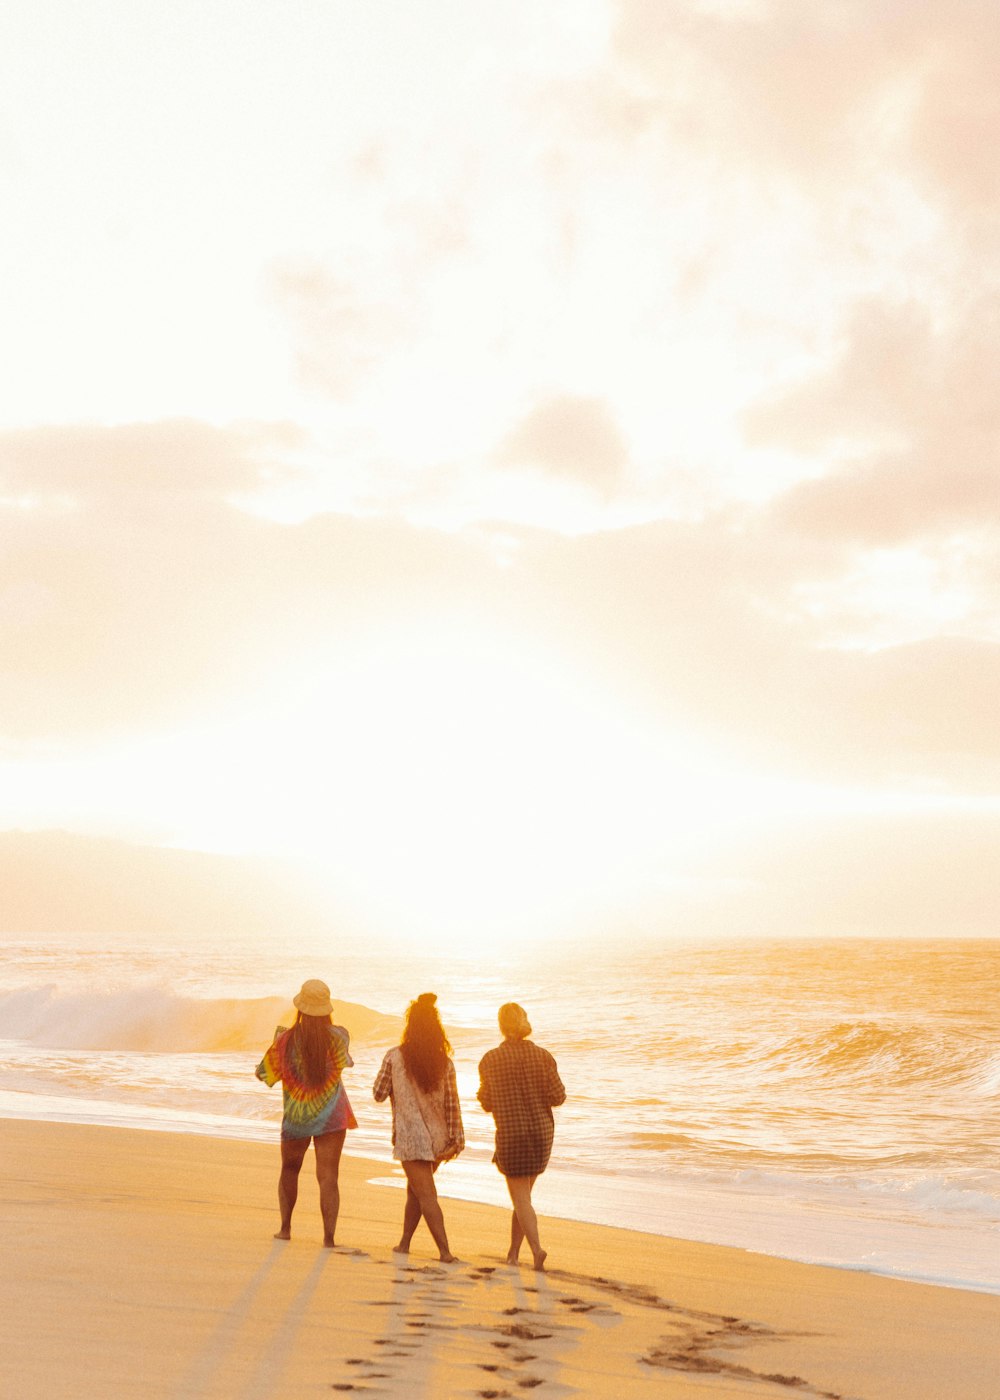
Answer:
top-left (507, 1205), bottom-right (525, 1264)
top-left (394, 1181), bottom-right (423, 1254)
top-left (314, 1130), bottom-right (346, 1247)
top-left (401, 1160), bottom-right (457, 1262)
top-left (395, 1159), bottom-right (446, 1251)
top-left (505, 1174), bottom-right (534, 1263)
top-left (275, 1137), bottom-right (310, 1239)
top-left (506, 1176), bottom-right (545, 1270)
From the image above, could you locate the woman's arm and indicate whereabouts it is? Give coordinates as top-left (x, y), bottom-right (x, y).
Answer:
top-left (372, 1049), bottom-right (394, 1102)
top-left (476, 1054), bottom-right (494, 1114)
top-left (545, 1051), bottom-right (566, 1107)
top-left (331, 1023), bottom-right (354, 1070)
top-left (255, 1026), bottom-right (286, 1086)
top-left (442, 1060), bottom-right (465, 1157)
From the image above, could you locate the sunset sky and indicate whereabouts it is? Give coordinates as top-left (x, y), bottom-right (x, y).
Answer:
top-left (2, 0), bottom-right (999, 947)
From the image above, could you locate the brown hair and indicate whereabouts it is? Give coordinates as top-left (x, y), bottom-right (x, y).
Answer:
top-left (291, 1011), bottom-right (333, 1086)
top-left (400, 992), bottom-right (451, 1093)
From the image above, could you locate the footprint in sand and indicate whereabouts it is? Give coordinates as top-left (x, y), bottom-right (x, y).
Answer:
top-left (557, 1295), bottom-right (604, 1313)
top-left (373, 1340), bottom-right (416, 1356)
top-left (565, 1271), bottom-right (844, 1400)
top-left (498, 1324), bottom-right (553, 1341)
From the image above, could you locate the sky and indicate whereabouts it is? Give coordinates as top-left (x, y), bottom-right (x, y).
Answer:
top-left (2, 0), bottom-right (999, 948)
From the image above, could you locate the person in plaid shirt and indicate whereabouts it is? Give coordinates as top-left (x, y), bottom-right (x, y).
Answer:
top-left (373, 992), bottom-right (464, 1263)
top-left (477, 1002), bottom-right (565, 1271)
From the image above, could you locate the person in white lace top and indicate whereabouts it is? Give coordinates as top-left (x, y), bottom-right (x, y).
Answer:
top-left (373, 993), bottom-right (464, 1262)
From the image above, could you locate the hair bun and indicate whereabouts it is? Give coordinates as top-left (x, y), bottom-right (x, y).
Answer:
top-left (416, 992), bottom-right (437, 1006)
top-left (499, 1002), bottom-right (531, 1039)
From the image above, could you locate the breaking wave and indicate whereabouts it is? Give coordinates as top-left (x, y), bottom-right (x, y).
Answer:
top-left (0, 984), bottom-right (400, 1053)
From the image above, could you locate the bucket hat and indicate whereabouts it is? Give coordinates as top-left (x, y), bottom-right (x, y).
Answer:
top-left (293, 979), bottom-right (333, 1017)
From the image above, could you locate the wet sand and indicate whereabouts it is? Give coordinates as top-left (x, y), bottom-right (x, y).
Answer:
top-left (2, 1117), bottom-right (997, 1398)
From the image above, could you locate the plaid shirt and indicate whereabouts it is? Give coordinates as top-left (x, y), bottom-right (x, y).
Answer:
top-left (477, 1038), bottom-right (566, 1178)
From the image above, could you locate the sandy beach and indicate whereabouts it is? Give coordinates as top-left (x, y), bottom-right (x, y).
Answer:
top-left (2, 1118), bottom-right (997, 1399)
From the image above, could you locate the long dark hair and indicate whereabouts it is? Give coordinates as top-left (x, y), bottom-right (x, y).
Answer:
top-left (400, 992), bottom-right (451, 1093)
top-left (291, 1011), bottom-right (333, 1086)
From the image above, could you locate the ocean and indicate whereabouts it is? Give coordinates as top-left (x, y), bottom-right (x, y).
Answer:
top-left (1, 933), bottom-right (997, 1294)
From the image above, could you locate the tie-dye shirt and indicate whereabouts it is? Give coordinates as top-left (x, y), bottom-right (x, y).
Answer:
top-left (256, 1022), bottom-right (358, 1140)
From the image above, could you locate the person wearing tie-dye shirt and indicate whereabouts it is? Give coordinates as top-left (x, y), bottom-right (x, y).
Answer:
top-left (256, 978), bottom-right (357, 1247)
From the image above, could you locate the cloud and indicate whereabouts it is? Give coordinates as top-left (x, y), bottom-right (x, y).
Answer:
top-left (774, 455), bottom-right (1000, 548)
top-left (398, 514), bottom-right (1000, 797)
top-left (743, 299), bottom-right (934, 454)
top-left (503, 517), bottom-right (1000, 790)
top-left (612, 0), bottom-right (1000, 213)
top-left (614, 0), bottom-right (898, 177)
top-left (674, 806), bottom-right (1000, 940)
top-left (240, 0), bottom-right (1000, 534)
top-left (267, 260), bottom-right (415, 400)
top-left (0, 441), bottom-right (513, 740)
top-left (3, 417), bottom-right (1000, 804)
top-left (4, 4), bottom-right (1000, 940)
top-left (497, 395), bottom-right (629, 492)
top-left (745, 294), bottom-right (1000, 544)
top-left (0, 419), bottom-right (306, 506)
top-left (902, 0), bottom-right (1000, 216)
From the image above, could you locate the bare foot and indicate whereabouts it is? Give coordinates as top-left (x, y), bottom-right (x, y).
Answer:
top-left (532, 1250), bottom-right (547, 1272)
top-left (392, 1243), bottom-right (410, 1255)
top-left (505, 1251), bottom-right (520, 1265)
top-left (273, 1228), bottom-right (291, 1241)
top-left (439, 1252), bottom-right (460, 1264)
top-left (323, 1236), bottom-right (336, 1248)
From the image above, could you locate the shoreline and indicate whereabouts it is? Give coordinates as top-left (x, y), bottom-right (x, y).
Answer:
top-left (3, 1117), bottom-right (1000, 1399)
top-left (2, 1093), bottom-right (998, 1298)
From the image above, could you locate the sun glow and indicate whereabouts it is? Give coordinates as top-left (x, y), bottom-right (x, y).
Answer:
top-left (204, 626), bottom-right (717, 945)
top-left (4, 607), bottom-right (993, 952)
top-left (0, 623), bottom-right (772, 951)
